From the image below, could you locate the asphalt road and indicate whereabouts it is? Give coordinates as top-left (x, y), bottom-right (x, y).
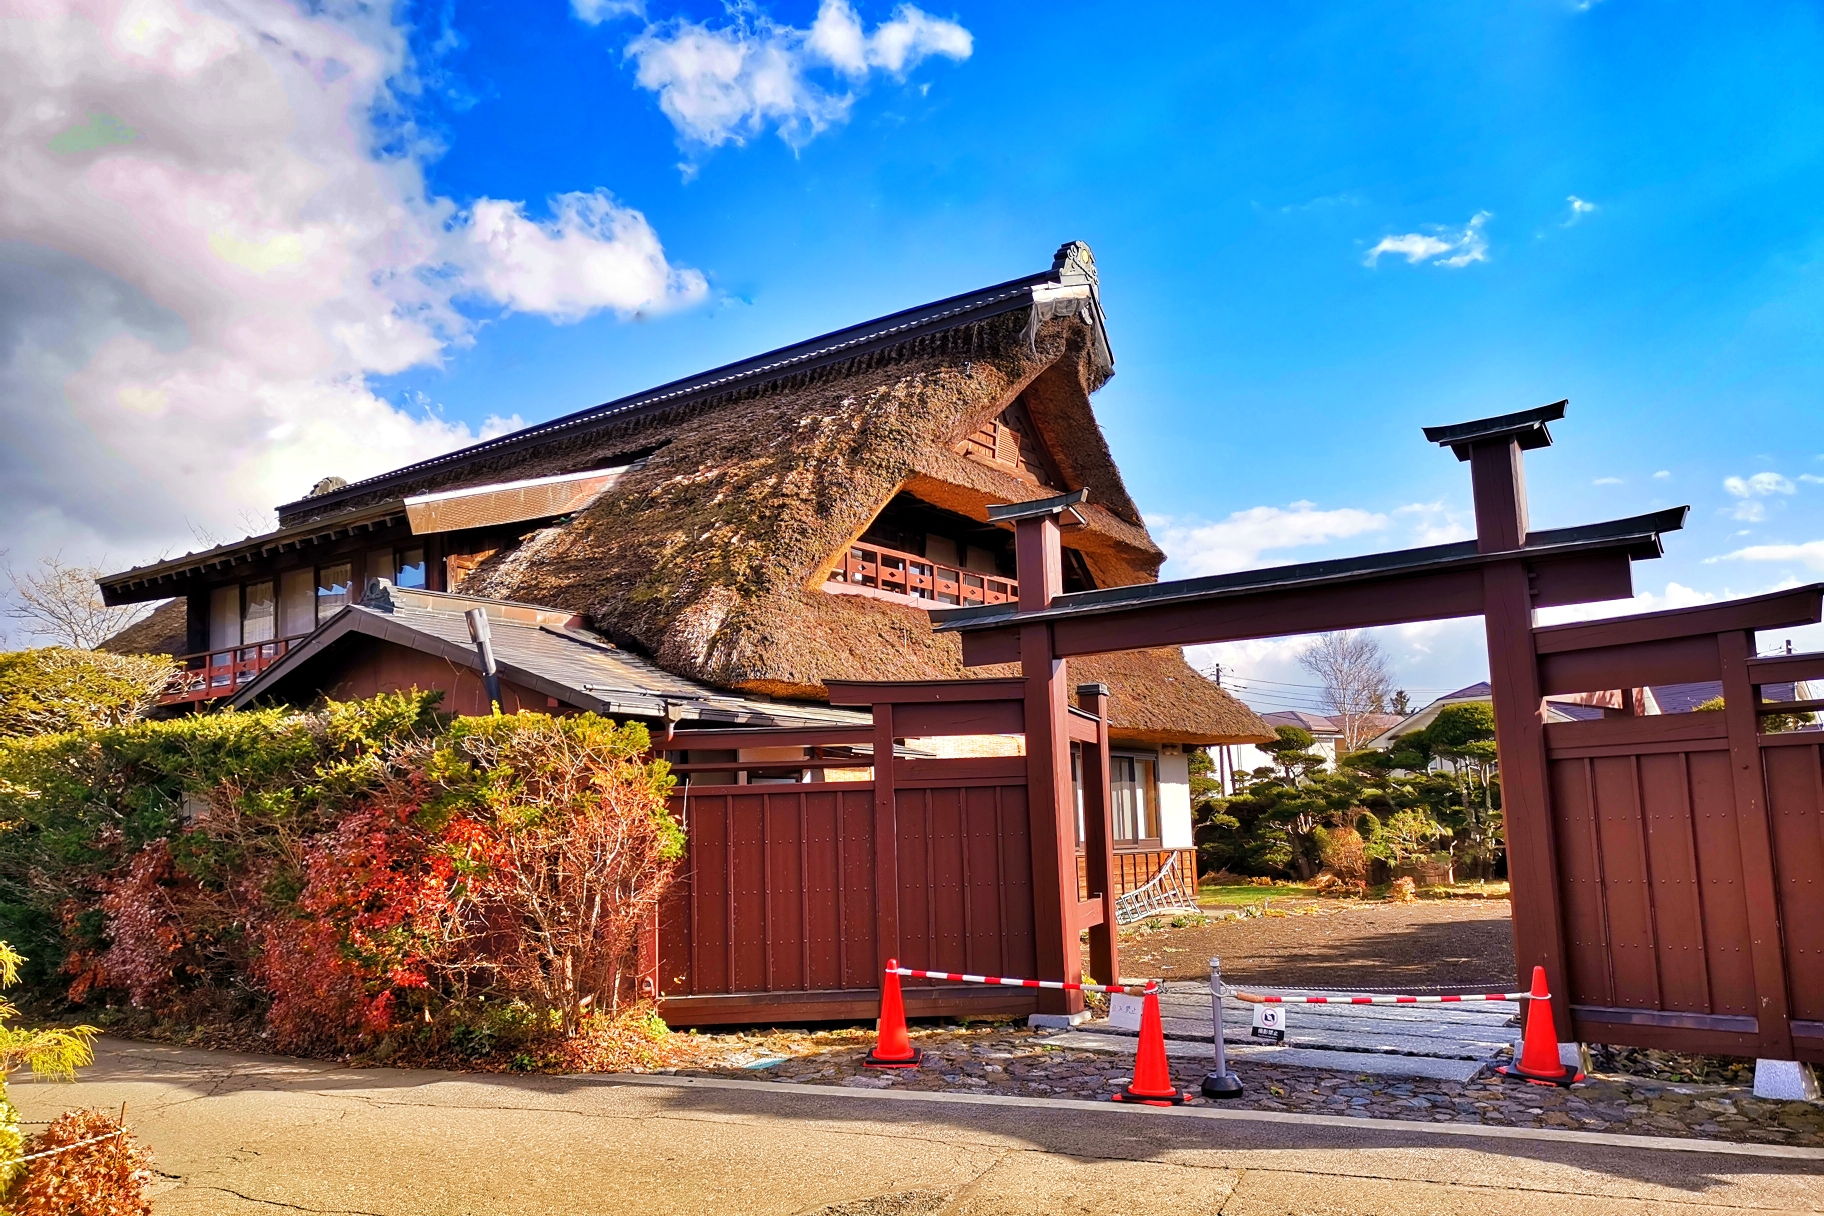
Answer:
top-left (11, 1038), bottom-right (1820, 1215)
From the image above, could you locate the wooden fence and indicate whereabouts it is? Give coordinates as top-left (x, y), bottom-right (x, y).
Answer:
top-left (1533, 587), bottom-right (1824, 1062)
top-left (650, 680), bottom-right (1117, 1025)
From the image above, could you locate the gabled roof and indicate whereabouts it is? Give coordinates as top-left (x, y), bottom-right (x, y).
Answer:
top-left (231, 584), bottom-right (869, 730)
top-left (276, 242), bottom-right (1113, 527)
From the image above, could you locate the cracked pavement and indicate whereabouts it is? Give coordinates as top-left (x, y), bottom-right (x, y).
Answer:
top-left (8, 1038), bottom-right (1821, 1214)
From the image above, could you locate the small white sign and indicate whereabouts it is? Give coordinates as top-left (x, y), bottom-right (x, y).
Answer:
top-left (1107, 992), bottom-right (1144, 1032)
top-left (1250, 1003), bottom-right (1286, 1043)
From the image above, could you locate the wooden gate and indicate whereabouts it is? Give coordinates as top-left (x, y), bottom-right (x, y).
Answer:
top-left (651, 679), bottom-right (1118, 1025)
top-left (1535, 587), bottom-right (1824, 1062)
top-left (933, 404), bottom-right (1823, 1060)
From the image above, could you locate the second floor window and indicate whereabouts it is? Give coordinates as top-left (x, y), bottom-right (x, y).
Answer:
top-left (243, 580), bottom-right (275, 644)
top-left (317, 562), bottom-right (352, 617)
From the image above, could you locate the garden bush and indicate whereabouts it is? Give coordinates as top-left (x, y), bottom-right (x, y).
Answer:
top-left (7, 1109), bottom-right (156, 1216)
top-left (0, 694), bottom-right (682, 1059)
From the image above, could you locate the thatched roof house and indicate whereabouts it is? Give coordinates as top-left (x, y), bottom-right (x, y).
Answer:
top-left (100, 242), bottom-right (1267, 752)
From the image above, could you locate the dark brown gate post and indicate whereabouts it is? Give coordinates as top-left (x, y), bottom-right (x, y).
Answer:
top-left (1430, 409), bottom-right (1575, 1031)
top-left (998, 491), bottom-right (1087, 1016)
top-left (1078, 681), bottom-right (1120, 986)
top-left (871, 701), bottom-right (901, 984)
top-left (1717, 629), bottom-right (1796, 1059)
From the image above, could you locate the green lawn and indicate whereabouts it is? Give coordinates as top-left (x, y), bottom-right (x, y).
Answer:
top-left (1196, 881), bottom-right (1322, 905)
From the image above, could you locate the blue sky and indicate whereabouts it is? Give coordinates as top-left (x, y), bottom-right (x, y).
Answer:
top-left (5, 0), bottom-right (1823, 704)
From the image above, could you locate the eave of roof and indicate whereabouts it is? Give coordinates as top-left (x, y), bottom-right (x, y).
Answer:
top-left (277, 245), bottom-right (1107, 521)
top-left (229, 589), bottom-right (871, 729)
top-left (930, 507), bottom-right (1690, 635)
top-left (98, 500), bottom-right (407, 603)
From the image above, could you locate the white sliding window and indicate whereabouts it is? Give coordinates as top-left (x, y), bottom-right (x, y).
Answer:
top-left (208, 585), bottom-right (241, 651)
top-left (242, 580), bottom-right (276, 644)
top-left (278, 569), bottom-right (316, 637)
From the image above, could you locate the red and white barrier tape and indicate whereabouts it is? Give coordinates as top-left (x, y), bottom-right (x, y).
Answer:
top-left (889, 966), bottom-right (1153, 995)
top-left (1233, 989), bottom-right (1533, 1005)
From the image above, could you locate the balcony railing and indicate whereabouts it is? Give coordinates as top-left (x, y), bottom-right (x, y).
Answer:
top-left (826, 541), bottom-right (1017, 607)
top-left (160, 638), bottom-right (295, 706)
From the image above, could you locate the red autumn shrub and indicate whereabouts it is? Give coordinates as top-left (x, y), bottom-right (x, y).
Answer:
top-left (83, 842), bottom-right (184, 1008)
top-left (58, 706), bottom-right (680, 1056)
top-left (7, 1109), bottom-right (155, 1215)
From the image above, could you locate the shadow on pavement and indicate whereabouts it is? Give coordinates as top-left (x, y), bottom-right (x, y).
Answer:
top-left (50, 1036), bottom-right (1818, 1204)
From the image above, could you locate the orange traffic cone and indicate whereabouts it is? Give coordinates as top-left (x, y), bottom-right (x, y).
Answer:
top-left (1497, 965), bottom-right (1584, 1087)
top-left (864, 959), bottom-right (922, 1069)
top-left (1112, 982), bottom-right (1187, 1106)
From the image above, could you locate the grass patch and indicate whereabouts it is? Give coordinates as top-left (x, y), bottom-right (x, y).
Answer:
top-left (1197, 880), bottom-right (1322, 905)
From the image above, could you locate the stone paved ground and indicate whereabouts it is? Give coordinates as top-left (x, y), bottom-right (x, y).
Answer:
top-left (670, 1022), bottom-right (1824, 1149)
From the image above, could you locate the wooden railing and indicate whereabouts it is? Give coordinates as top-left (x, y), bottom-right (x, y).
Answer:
top-left (826, 541), bottom-right (1017, 607)
top-left (160, 639), bottom-right (295, 705)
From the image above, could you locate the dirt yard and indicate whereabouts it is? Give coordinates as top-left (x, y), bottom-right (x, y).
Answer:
top-left (1100, 898), bottom-right (1516, 990)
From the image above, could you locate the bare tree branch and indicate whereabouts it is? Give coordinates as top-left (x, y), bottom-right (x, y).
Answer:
top-left (4, 556), bottom-right (149, 650)
top-left (1298, 630), bottom-right (1394, 751)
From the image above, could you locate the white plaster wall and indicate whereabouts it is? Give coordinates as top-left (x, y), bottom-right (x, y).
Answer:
top-left (1157, 747), bottom-right (1195, 850)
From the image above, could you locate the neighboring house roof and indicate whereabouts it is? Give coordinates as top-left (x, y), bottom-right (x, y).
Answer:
top-left (1364, 684), bottom-right (1497, 749)
top-left (1364, 677), bottom-right (1813, 751)
top-left (230, 584), bottom-right (869, 731)
top-left (1259, 710), bottom-right (1339, 735)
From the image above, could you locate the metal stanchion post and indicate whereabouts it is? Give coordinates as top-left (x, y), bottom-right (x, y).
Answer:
top-left (1201, 956), bottom-right (1243, 1099)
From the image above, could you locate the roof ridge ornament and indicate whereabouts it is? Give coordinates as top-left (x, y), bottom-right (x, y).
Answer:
top-left (1423, 400), bottom-right (1568, 461)
top-left (1051, 241), bottom-right (1098, 285)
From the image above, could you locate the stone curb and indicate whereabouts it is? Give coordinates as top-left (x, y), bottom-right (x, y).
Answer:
top-left (593, 1073), bottom-right (1824, 1161)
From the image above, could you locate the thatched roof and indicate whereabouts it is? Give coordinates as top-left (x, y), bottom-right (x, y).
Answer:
top-left (98, 243), bottom-right (1270, 746)
top-left (97, 599), bottom-right (187, 657)
top-left (443, 250), bottom-right (1265, 745)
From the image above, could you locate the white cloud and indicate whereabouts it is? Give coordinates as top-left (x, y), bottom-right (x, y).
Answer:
top-left (1709, 541), bottom-right (1824, 573)
top-left (1724, 472), bottom-right (1796, 497)
top-left (625, 0), bottom-right (971, 150)
top-left (1593, 476), bottom-right (1623, 486)
top-left (1653, 469), bottom-right (1671, 479)
top-left (1564, 195), bottom-right (1598, 225)
top-left (1533, 581), bottom-right (1719, 627)
top-left (1151, 502), bottom-right (1388, 577)
top-left (459, 193), bottom-right (706, 321)
top-left (0, 0), bottom-right (703, 589)
top-left (1392, 500), bottom-right (1472, 545)
top-left (572, 0), bottom-right (645, 23)
top-left (1363, 212), bottom-right (1490, 268)
top-left (1800, 473), bottom-right (1824, 484)
top-left (1729, 501), bottom-right (1768, 522)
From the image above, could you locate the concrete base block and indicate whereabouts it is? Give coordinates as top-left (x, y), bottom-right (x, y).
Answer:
top-left (1560, 1042), bottom-right (1592, 1072)
top-left (1753, 1059), bottom-right (1821, 1101)
top-left (1028, 1011), bottom-right (1092, 1030)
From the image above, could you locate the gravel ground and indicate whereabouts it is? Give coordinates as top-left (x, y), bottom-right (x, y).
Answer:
top-left (670, 1022), bottom-right (1824, 1149)
top-left (665, 900), bottom-right (1824, 1149)
top-left (1107, 898), bottom-right (1517, 988)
